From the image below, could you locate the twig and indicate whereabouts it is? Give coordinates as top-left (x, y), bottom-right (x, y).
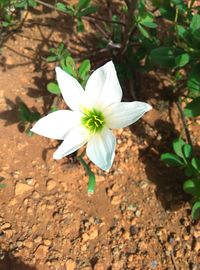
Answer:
top-left (175, 100), bottom-right (193, 148)
top-left (120, 1), bottom-right (137, 56)
top-left (171, 251), bottom-right (179, 270)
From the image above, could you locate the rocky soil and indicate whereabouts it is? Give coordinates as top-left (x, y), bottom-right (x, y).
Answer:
top-left (0, 5), bottom-right (200, 270)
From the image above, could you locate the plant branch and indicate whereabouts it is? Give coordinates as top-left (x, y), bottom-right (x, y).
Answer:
top-left (175, 100), bottom-right (193, 148)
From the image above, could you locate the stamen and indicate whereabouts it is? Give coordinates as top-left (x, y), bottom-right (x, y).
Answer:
top-left (81, 108), bottom-right (105, 133)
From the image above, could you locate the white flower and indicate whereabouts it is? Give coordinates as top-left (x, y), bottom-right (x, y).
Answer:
top-left (31, 61), bottom-right (152, 171)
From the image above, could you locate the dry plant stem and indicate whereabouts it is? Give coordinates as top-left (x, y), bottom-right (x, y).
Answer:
top-left (171, 251), bottom-right (179, 270)
top-left (175, 101), bottom-right (193, 148)
top-left (121, 1), bottom-right (136, 55)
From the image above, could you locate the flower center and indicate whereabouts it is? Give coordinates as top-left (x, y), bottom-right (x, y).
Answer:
top-left (81, 108), bottom-right (105, 133)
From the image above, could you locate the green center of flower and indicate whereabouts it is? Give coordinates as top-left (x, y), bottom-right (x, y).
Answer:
top-left (81, 108), bottom-right (105, 133)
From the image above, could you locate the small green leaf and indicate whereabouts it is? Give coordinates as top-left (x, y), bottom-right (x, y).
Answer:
top-left (77, 0), bottom-right (90, 11)
top-left (191, 158), bottom-right (200, 173)
top-left (46, 56), bottom-right (57, 62)
top-left (175, 53), bottom-right (190, 67)
top-left (161, 153), bottom-right (184, 166)
top-left (65, 56), bottom-right (77, 77)
top-left (190, 14), bottom-right (200, 33)
top-left (19, 102), bottom-right (32, 123)
top-left (56, 2), bottom-right (68, 12)
top-left (47, 82), bottom-right (61, 95)
top-left (187, 64), bottom-right (200, 94)
top-left (138, 24), bottom-right (150, 38)
top-left (77, 6), bottom-right (98, 17)
top-left (173, 138), bottom-right (185, 158)
top-left (139, 12), bottom-right (157, 28)
top-left (56, 3), bottom-right (74, 16)
top-left (176, 25), bottom-right (187, 40)
top-left (159, 5), bottom-right (176, 21)
top-left (184, 97), bottom-right (200, 117)
top-left (183, 178), bottom-right (200, 197)
top-left (77, 18), bottom-right (84, 32)
top-left (150, 47), bottom-right (184, 68)
top-left (28, 0), bottom-right (37, 7)
top-left (78, 59), bottom-right (91, 80)
top-left (183, 144), bottom-right (192, 159)
top-left (192, 201), bottom-right (200, 219)
top-left (50, 106), bottom-right (57, 112)
top-left (185, 164), bottom-right (197, 177)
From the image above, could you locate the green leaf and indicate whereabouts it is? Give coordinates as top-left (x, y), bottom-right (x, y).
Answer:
top-left (183, 144), bottom-right (192, 159)
top-left (50, 106), bottom-right (57, 112)
top-left (138, 24), bottom-right (150, 39)
top-left (77, 0), bottom-right (90, 11)
top-left (47, 82), bottom-right (60, 95)
top-left (190, 14), bottom-right (200, 33)
top-left (77, 18), bottom-right (84, 32)
top-left (78, 59), bottom-right (91, 80)
top-left (192, 201), bottom-right (200, 219)
top-left (150, 47), bottom-right (184, 68)
top-left (183, 178), bottom-right (200, 197)
top-left (175, 53), bottom-right (190, 67)
top-left (173, 138), bottom-right (185, 158)
top-left (176, 25), bottom-right (187, 40)
top-left (187, 64), bottom-right (200, 94)
top-left (56, 3), bottom-right (74, 15)
top-left (184, 97), bottom-right (200, 117)
top-left (29, 112), bottom-right (40, 123)
top-left (139, 12), bottom-right (157, 28)
top-left (19, 102), bottom-right (40, 123)
top-left (14, 0), bottom-right (27, 8)
top-left (19, 102), bottom-right (32, 123)
top-left (141, 21), bottom-right (157, 28)
top-left (185, 164), bottom-right (197, 177)
top-left (28, 0), bottom-right (37, 7)
top-left (46, 56), bottom-right (57, 62)
top-left (77, 6), bottom-right (98, 17)
top-left (56, 2), bottom-right (67, 12)
top-left (161, 153), bottom-right (184, 166)
top-left (159, 5), bottom-right (176, 21)
top-left (65, 56), bottom-right (77, 76)
top-left (191, 158), bottom-right (200, 173)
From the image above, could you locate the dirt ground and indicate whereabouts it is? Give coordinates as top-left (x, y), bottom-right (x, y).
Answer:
top-left (0, 5), bottom-right (200, 270)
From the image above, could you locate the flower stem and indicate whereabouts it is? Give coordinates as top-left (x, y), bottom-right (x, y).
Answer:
top-left (77, 154), bottom-right (96, 194)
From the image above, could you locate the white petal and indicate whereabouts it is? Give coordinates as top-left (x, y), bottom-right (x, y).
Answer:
top-left (31, 110), bottom-right (81, 140)
top-left (53, 126), bottom-right (88, 159)
top-left (86, 128), bottom-right (116, 171)
top-left (56, 67), bottom-right (85, 111)
top-left (104, 101), bottom-right (152, 129)
top-left (85, 61), bottom-right (122, 109)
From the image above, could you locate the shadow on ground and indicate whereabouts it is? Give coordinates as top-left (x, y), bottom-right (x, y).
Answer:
top-left (0, 251), bottom-right (37, 270)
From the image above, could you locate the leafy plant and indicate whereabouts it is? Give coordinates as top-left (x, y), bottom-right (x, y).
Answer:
top-left (161, 137), bottom-right (200, 219)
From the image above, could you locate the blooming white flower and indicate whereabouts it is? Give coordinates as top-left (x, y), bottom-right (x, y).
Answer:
top-left (31, 61), bottom-right (152, 171)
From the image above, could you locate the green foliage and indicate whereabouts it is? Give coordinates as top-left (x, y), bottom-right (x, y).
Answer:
top-left (184, 97), bottom-right (200, 117)
top-left (192, 201), bottom-right (200, 220)
top-left (47, 82), bottom-right (60, 95)
top-left (14, 0), bottom-right (37, 9)
top-left (19, 102), bottom-right (40, 124)
top-left (47, 43), bottom-right (69, 63)
top-left (162, 137), bottom-right (200, 219)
